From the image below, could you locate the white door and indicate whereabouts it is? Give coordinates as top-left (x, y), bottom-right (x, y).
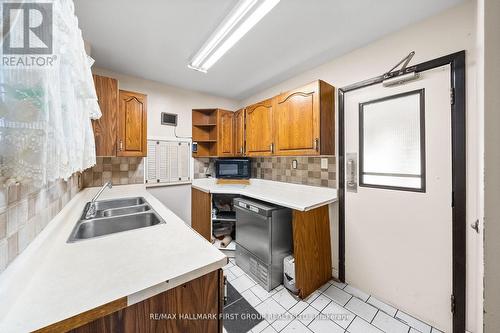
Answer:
top-left (344, 65), bottom-right (452, 332)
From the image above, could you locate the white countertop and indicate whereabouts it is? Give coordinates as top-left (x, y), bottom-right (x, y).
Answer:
top-left (192, 178), bottom-right (337, 211)
top-left (0, 184), bottom-right (227, 333)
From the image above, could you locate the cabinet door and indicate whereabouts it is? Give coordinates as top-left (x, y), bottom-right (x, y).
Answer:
top-left (162, 269), bottom-right (221, 333)
top-left (69, 270), bottom-right (223, 333)
top-left (191, 187), bottom-right (212, 241)
top-left (217, 110), bottom-right (234, 157)
top-left (275, 81), bottom-right (320, 156)
top-left (246, 99), bottom-right (274, 156)
top-left (92, 75), bottom-right (118, 156)
top-left (234, 109), bottom-right (245, 156)
top-left (117, 90), bottom-right (147, 157)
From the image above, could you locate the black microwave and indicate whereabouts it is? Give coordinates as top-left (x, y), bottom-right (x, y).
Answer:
top-left (215, 159), bottom-right (250, 179)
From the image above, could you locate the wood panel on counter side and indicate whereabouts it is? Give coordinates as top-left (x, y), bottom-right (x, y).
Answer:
top-left (34, 298), bottom-right (127, 333)
top-left (68, 270), bottom-right (223, 333)
top-left (191, 187), bottom-right (212, 241)
top-left (117, 90), bottom-right (147, 157)
top-left (292, 205), bottom-right (332, 299)
top-left (92, 75), bottom-right (118, 156)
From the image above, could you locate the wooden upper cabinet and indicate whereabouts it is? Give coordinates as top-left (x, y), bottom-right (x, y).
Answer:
top-left (117, 90), bottom-right (147, 157)
top-left (274, 80), bottom-right (335, 156)
top-left (92, 75), bottom-right (118, 156)
top-left (234, 109), bottom-right (245, 156)
top-left (217, 110), bottom-right (235, 157)
top-left (245, 99), bottom-right (274, 156)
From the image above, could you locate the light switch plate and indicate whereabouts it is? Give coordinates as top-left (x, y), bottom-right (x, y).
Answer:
top-left (321, 158), bottom-right (328, 170)
top-left (292, 160), bottom-right (298, 169)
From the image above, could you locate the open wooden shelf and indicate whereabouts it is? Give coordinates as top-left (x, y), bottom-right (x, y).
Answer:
top-left (192, 108), bottom-right (235, 158)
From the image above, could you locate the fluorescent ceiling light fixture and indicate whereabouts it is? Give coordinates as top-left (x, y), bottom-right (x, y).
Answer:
top-left (188, 0), bottom-right (280, 73)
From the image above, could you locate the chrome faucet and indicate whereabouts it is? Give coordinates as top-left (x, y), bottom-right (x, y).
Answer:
top-left (86, 181), bottom-right (112, 219)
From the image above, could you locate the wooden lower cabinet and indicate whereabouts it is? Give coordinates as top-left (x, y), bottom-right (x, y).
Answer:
top-left (190, 190), bottom-right (333, 299)
top-left (69, 270), bottom-right (223, 333)
top-left (191, 187), bottom-right (212, 241)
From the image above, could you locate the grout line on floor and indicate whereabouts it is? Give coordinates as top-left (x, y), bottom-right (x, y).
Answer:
top-left (370, 309), bottom-right (379, 324)
top-left (344, 313), bottom-right (357, 332)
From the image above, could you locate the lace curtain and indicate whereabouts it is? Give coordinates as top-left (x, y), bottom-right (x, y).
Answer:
top-left (0, 0), bottom-right (101, 188)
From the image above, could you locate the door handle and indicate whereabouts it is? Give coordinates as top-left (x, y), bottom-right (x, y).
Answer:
top-left (347, 160), bottom-right (355, 186)
top-left (314, 138), bottom-right (319, 152)
top-left (346, 153), bottom-right (357, 193)
top-left (471, 219), bottom-right (479, 233)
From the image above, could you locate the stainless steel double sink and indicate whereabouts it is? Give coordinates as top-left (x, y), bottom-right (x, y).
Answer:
top-left (67, 197), bottom-right (165, 242)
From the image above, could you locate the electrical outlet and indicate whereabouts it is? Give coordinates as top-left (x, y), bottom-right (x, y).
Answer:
top-left (292, 160), bottom-right (298, 169)
top-left (321, 158), bottom-right (328, 170)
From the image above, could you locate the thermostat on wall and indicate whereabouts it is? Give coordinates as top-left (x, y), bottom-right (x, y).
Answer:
top-left (161, 112), bottom-right (178, 126)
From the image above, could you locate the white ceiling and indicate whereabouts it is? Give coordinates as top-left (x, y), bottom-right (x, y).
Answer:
top-left (74, 0), bottom-right (464, 100)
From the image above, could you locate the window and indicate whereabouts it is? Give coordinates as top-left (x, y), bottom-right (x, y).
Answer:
top-left (146, 140), bottom-right (191, 184)
top-left (359, 89), bottom-right (425, 192)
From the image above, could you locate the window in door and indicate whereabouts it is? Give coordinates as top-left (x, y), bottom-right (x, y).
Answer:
top-left (359, 89), bottom-right (426, 192)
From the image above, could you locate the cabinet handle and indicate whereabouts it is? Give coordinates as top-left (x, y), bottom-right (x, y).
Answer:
top-left (314, 138), bottom-right (319, 152)
top-left (270, 143), bottom-right (274, 153)
top-left (240, 146), bottom-right (243, 154)
top-left (119, 140), bottom-right (123, 151)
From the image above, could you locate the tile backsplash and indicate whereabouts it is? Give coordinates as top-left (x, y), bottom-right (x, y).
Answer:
top-left (0, 174), bottom-right (81, 272)
top-left (82, 157), bottom-right (144, 187)
top-left (252, 156), bottom-right (336, 188)
top-left (194, 158), bottom-right (212, 179)
top-left (194, 156), bottom-right (336, 188)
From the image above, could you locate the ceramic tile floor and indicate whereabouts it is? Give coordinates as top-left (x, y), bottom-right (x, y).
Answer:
top-left (222, 259), bottom-right (444, 333)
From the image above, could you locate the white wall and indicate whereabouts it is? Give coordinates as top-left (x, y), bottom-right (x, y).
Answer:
top-left (91, 68), bottom-right (239, 225)
top-left (240, 2), bottom-right (481, 331)
top-left (92, 67), bottom-right (239, 138)
top-left (147, 184), bottom-right (192, 224)
top-left (482, 0), bottom-right (500, 331)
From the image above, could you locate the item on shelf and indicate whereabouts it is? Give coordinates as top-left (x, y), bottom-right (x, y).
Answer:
top-left (214, 211), bottom-right (236, 220)
top-left (214, 196), bottom-right (234, 212)
top-left (220, 235), bottom-right (233, 248)
top-left (213, 226), bottom-right (233, 238)
top-left (213, 220), bottom-right (234, 238)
